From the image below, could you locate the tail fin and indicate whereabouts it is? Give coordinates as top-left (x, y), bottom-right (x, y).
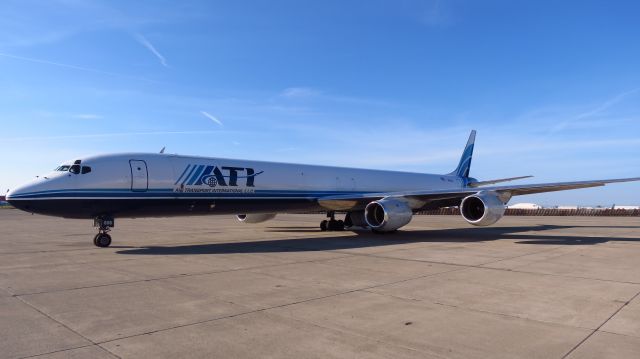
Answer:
top-left (449, 130), bottom-right (476, 178)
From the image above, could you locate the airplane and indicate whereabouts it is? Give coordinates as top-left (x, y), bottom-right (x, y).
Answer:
top-left (6, 130), bottom-right (639, 248)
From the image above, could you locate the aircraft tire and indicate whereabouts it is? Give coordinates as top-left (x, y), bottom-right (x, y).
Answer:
top-left (94, 233), bottom-right (112, 248)
top-left (320, 220), bottom-right (328, 231)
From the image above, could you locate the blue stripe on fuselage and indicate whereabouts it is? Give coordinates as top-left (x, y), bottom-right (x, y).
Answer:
top-left (8, 189), bottom-right (371, 200)
top-left (180, 165), bottom-right (197, 186)
top-left (185, 165), bottom-right (205, 185)
top-left (174, 165), bottom-right (192, 185)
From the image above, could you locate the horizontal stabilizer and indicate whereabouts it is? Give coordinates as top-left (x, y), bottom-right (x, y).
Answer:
top-left (468, 175), bottom-right (533, 188)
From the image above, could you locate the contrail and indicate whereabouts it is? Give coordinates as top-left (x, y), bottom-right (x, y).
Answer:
top-left (134, 33), bottom-right (169, 68)
top-left (0, 52), bottom-right (160, 83)
top-left (200, 111), bottom-right (224, 126)
top-left (550, 87), bottom-right (640, 133)
top-left (4, 130), bottom-right (226, 141)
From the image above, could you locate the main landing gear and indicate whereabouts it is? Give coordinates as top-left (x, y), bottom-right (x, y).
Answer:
top-left (320, 212), bottom-right (345, 231)
top-left (93, 216), bottom-right (114, 248)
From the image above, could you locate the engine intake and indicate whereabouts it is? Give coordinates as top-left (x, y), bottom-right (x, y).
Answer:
top-left (460, 192), bottom-right (505, 226)
top-left (236, 213), bottom-right (277, 223)
top-left (364, 198), bottom-right (412, 232)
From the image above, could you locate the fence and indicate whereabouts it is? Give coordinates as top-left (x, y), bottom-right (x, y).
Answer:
top-left (416, 208), bottom-right (640, 217)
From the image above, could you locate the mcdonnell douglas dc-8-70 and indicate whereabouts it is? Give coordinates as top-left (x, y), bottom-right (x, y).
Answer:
top-left (6, 131), bottom-right (640, 247)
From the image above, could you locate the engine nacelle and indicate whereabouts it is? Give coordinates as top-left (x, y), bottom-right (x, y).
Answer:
top-left (460, 192), bottom-right (506, 226)
top-left (364, 198), bottom-right (413, 232)
top-left (236, 213), bottom-right (277, 223)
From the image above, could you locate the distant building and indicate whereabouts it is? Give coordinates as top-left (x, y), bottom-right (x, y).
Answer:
top-left (557, 206), bottom-right (579, 210)
top-left (507, 203), bottom-right (542, 209)
top-left (613, 205), bottom-right (640, 210)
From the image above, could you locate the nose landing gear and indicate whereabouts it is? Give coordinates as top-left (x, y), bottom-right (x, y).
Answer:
top-left (93, 216), bottom-right (114, 247)
top-left (320, 212), bottom-right (345, 231)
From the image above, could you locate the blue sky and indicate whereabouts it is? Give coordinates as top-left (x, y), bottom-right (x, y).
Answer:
top-left (1, 0), bottom-right (639, 205)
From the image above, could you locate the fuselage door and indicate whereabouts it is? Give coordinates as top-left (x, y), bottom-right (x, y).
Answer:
top-left (130, 160), bottom-right (148, 192)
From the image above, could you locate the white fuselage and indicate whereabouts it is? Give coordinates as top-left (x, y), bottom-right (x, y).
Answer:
top-left (7, 153), bottom-right (464, 219)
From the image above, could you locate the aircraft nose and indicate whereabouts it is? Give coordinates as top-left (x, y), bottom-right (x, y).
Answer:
top-left (5, 181), bottom-right (48, 213)
top-left (6, 181), bottom-right (43, 203)
top-left (6, 186), bottom-right (28, 206)
top-left (5, 187), bottom-right (23, 210)
top-left (7, 183), bottom-right (30, 198)
top-left (6, 188), bottom-right (19, 202)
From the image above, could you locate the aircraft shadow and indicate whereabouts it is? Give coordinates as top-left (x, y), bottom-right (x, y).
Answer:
top-left (116, 224), bottom-right (640, 256)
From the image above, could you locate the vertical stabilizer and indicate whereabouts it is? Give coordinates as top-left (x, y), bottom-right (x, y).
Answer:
top-left (449, 130), bottom-right (476, 178)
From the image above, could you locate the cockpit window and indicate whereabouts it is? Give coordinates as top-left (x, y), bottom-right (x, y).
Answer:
top-left (69, 164), bottom-right (81, 174)
top-left (81, 166), bottom-right (92, 174)
top-left (55, 165), bottom-right (71, 171)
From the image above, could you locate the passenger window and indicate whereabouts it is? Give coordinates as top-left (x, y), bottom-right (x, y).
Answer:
top-left (69, 165), bottom-right (81, 174)
top-left (81, 166), bottom-right (92, 174)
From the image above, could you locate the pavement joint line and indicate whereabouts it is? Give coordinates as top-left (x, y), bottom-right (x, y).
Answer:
top-left (561, 289), bottom-right (640, 359)
top-left (492, 267), bottom-right (640, 286)
top-left (0, 253), bottom-right (189, 272)
top-left (14, 296), bottom-right (123, 359)
top-left (5, 216), bottom-right (640, 357)
top-left (95, 265), bottom-right (468, 346)
top-left (18, 344), bottom-right (104, 359)
top-left (0, 247), bottom-right (109, 256)
top-left (2, 285), bottom-right (16, 296)
top-left (475, 244), bottom-right (572, 266)
top-left (323, 249), bottom-right (640, 286)
top-left (259, 309), bottom-right (445, 358)
top-left (166, 246), bottom-right (351, 268)
top-left (596, 329), bottom-right (640, 340)
top-left (12, 251), bottom-right (362, 297)
top-left (9, 238), bottom-right (640, 298)
top-left (6, 233), bottom-right (468, 297)
top-left (361, 289), bottom-right (597, 332)
top-left (486, 249), bottom-right (582, 272)
top-left (375, 243), bottom-right (640, 286)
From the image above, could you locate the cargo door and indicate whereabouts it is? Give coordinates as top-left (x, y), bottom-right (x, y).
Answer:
top-left (130, 160), bottom-right (148, 191)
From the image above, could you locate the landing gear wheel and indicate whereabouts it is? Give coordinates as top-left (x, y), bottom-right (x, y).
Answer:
top-left (327, 219), bottom-right (345, 231)
top-left (93, 216), bottom-right (114, 248)
top-left (320, 212), bottom-right (346, 231)
top-left (94, 233), bottom-right (112, 248)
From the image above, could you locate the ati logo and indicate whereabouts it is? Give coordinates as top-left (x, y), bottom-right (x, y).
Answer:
top-left (175, 165), bottom-right (263, 187)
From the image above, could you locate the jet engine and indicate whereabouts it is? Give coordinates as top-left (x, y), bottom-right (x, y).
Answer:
top-left (344, 211), bottom-right (367, 228)
top-left (460, 192), bottom-right (506, 226)
top-left (236, 213), bottom-right (277, 223)
top-left (364, 198), bottom-right (413, 232)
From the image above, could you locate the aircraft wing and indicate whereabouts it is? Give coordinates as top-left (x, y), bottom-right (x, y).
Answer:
top-left (468, 175), bottom-right (533, 187)
top-left (318, 177), bottom-right (640, 211)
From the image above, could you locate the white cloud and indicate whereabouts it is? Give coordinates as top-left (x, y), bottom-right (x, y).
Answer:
top-left (280, 87), bottom-right (321, 98)
top-left (3, 130), bottom-right (229, 141)
top-left (72, 113), bottom-right (102, 119)
top-left (200, 111), bottom-right (223, 126)
top-left (134, 33), bottom-right (169, 68)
